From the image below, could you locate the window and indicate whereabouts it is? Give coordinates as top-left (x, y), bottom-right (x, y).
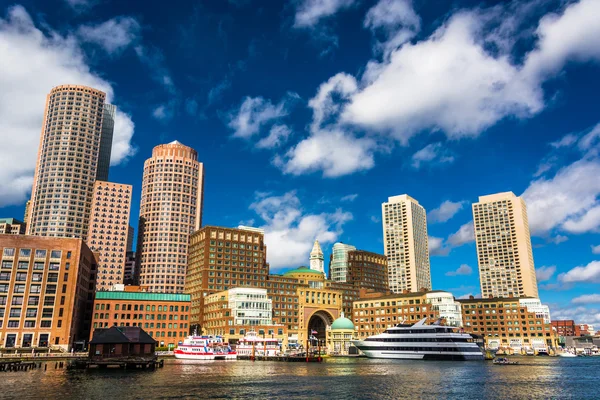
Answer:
top-left (28, 297), bottom-right (39, 306)
top-left (50, 250), bottom-right (62, 259)
top-left (42, 308), bottom-right (53, 318)
top-left (11, 296), bottom-right (23, 305)
top-left (19, 249), bottom-right (31, 257)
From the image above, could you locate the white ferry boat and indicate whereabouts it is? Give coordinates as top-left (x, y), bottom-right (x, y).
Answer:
top-left (352, 318), bottom-right (484, 361)
top-left (236, 330), bottom-right (281, 357)
top-left (174, 335), bottom-right (237, 360)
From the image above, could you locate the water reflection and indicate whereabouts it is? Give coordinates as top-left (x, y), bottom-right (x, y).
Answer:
top-left (2, 357), bottom-right (598, 399)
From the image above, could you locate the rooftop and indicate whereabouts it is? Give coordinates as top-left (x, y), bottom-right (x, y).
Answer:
top-left (354, 290), bottom-right (451, 302)
top-left (0, 218), bottom-right (23, 224)
top-left (283, 266), bottom-right (323, 276)
top-left (95, 291), bottom-right (191, 302)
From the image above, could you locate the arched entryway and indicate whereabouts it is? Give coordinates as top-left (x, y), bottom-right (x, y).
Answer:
top-left (307, 310), bottom-right (334, 343)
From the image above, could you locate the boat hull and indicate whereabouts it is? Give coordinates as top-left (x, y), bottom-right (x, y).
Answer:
top-left (174, 352), bottom-right (217, 360)
top-left (356, 349), bottom-right (483, 361)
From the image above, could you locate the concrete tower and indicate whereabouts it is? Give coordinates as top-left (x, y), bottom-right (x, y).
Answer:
top-left (27, 85), bottom-right (115, 238)
top-left (137, 140), bottom-right (204, 293)
top-left (309, 239), bottom-right (324, 274)
top-left (473, 192), bottom-right (538, 298)
top-left (382, 194), bottom-right (431, 293)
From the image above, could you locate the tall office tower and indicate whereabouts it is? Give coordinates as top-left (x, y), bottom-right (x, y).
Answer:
top-left (309, 240), bottom-right (324, 274)
top-left (23, 200), bottom-right (31, 225)
top-left (347, 250), bottom-right (389, 293)
top-left (472, 192), bottom-right (538, 298)
top-left (137, 141), bottom-right (204, 293)
top-left (27, 85), bottom-right (115, 238)
top-left (96, 103), bottom-right (115, 181)
top-left (126, 225), bottom-right (134, 252)
top-left (382, 194), bottom-right (431, 293)
top-left (86, 181), bottom-right (132, 290)
top-left (329, 242), bottom-right (356, 281)
top-left (185, 226), bottom-right (269, 327)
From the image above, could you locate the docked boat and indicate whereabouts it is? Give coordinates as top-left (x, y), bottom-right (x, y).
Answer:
top-left (236, 330), bottom-right (281, 357)
top-left (558, 351), bottom-right (577, 358)
top-left (174, 335), bottom-right (237, 360)
top-left (351, 318), bottom-right (484, 361)
top-left (493, 357), bottom-right (519, 365)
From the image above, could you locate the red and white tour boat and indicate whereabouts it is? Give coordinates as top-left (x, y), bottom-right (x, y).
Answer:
top-left (236, 330), bottom-right (281, 357)
top-left (174, 335), bottom-right (237, 360)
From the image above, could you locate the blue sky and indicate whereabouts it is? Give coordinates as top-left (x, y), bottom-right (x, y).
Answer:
top-left (1, 0), bottom-right (600, 324)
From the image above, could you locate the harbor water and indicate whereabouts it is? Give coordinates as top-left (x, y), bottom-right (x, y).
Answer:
top-left (2, 356), bottom-right (598, 399)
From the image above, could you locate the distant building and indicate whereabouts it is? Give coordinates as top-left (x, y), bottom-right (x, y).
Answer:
top-left (90, 290), bottom-right (191, 348)
top-left (347, 250), bottom-right (388, 293)
top-left (23, 200), bottom-right (31, 225)
top-left (86, 181), bottom-right (132, 291)
top-left (0, 235), bottom-right (98, 350)
top-left (473, 192), bottom-right (538, 298)
top-left (27, 85), bottom-right (115, 239)
top-left (328, 314), bottom-right (357, 355)
top-left (551, 320), bottom-right (575, 337)
top-left (309, 240), bottom-right (325, 275)
top-left (382, 195), bottom-right (431, 293)
top-left (89, 326), bottom-right (155, 360)
top-left (458, 296), bottom-right (558, 352)
top-left (329, 242), bottom-right (356, 282)
top-left (0, 218), bottom-right (26, 235)
top-left (519, 298), bottom-right (551, 324)
top-left (576, 324), bottom-right (595, 336)
top-left (126, 225), bottom-right (134, 253)
top-left (137, 140), bottom-right (205, 293)
top-left (124, 251), bottom-right (136, 285)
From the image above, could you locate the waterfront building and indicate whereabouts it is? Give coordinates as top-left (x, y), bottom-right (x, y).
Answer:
top-left (576, 324), bottom-right (595, 336)
top-left (347, 250), bottom-right (388, 293)
top-left (327, 314), bottom-right (358, 355)
top-left (352, 290), bottom-right (457, 338)
top-left (202, 288), bottom-right (287, 346)
top-left (185, 225), bottom-right (269, 328)
top-left (0, 218), bottom-right (26, 235)
top-left (136, 140), bottom-right (205, 293)
top-left (458, 296), bottom-right (558, 352)
top-left (27, 85), bottom-right (115, 239)
top-left (86, 181), bottom-right (132, 291)
top-left (473, 192), bottom-right (538, 298)
top-left (381, 195), bottom-right (431, 293)
top-left (0, 235), bottom-right (98, 350)
top-left (90, 288), bottom-right (191, 348)
top-left (124, 251), bottom-right (136, 285)
top-left (518, 298), bottom-right (551, 324)
top-left (89, 326), bottom-right (155, 360)
top-left (551, 320), bottom-right (575, 337)
top-left (309, 240), bottom-right (325, 275)
top-left (425, 292), bottom-right (463, 327)
top-left (329, 242), bottom-right (356, 282)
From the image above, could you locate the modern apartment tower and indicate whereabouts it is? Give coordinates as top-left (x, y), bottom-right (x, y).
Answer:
top-left (86, 181), bottom-right (132, 290)
top-left (329, 242), bottom-right (356, 282)
top-left (26, 85), bottom-right (115, 238)
top-left (136, 141), bottom-right (204, 293)
top-left (382, 195), bottom-right (431, 293)
top-left (472, 192), bottom-right (538, 298)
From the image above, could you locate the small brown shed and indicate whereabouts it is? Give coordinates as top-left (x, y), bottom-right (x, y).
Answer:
top-left (89, 326), bottom-right (156, 360)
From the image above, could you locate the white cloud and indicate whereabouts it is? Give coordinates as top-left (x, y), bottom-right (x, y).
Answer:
top-left (447, 222), bottom-right (475, 247)
top-left (228, 96), bottom-right (291, 139)
top-left (428, 200), bottom-right (465, 223)
top-left (0, 6), bottom-right (135, 206)
top-left (522, 159), bottom-right (600, 235)
top-left (370, 215), bottom-right (380, 223)
top-left (592, 245), bottom-right (600, 255)
top-left (535, 265), bottom-right (556, 282)
top-left (445, 264), bottom-right (473, 276)
top-left (249, 191), bottom-right (352, 269)
top-left (308, 72), bottom-right (357, 130)
top-left (428, 236), bottom-right (450, 256)
top-left (340, 194), bottom-right (358, 202)
top-left (256, 124), bottom-right (292, 149)
top-left (550, 133), bottom-right (578, 148)
top-left (558, 261), bottom-right (600, 284)
top-left (411, 142), bottom-right (455, 169)
top-left (77, 16), bottom-right (140, 54)
top-left (572, 294), bottom-right (600, 304)
top-left (134, 45), bottom-right (177, 95)
top-left (64, 0), bottom-right (97, 11)
top-left (549, 235), bottom-right (568, 245)
top-left (549, 304), bottom-right (600, 326)
top-left (364, 0), bottom-right (421, 57)
top-left (293, 0), bottom-right (355, 28)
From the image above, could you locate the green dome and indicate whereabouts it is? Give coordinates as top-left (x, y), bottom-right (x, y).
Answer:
top-left (331, 316), bottom-right (354, 330)
top-left (282, 267), bottom-right (323, 276)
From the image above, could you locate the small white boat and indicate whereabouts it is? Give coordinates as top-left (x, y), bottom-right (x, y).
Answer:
top-left (236, 330), bottom-right (281, 357)
top-left (174, 335), bottom-right (237, 360)
top-left (558, 352), bottom-right (577, 358)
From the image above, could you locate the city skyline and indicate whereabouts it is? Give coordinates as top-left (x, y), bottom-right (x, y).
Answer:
top-left (1, 0), bottom-right (600, 326)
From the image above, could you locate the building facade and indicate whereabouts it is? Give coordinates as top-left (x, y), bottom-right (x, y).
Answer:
top-left (458, 296), bottom-right (558, 352)
top-left (381, 195), bottom-right (431, 293)
top-left (551, 320), bottom-right (575, 337)
top-left (472, 192), bottom-right (538, 298)
top-left (27, 85), bottom-right (114, 239)
top-left (309, 240), bottom-right (324, 275)
top-left (90, 290), bottom-right (191, 348)
top-left (0, 218), bottom-right (26, 235)
top-left (347, 250), bottom-right (388, 293)
top-left (0, 235), bottom-right (97, 350)
top-left (86, 181), bottom-right (132, 290)
top-left (136, 140), bottom-right (204, 293)
top-left (185, 226), bottom-right (269, 328)
top-left (124, 251), bottom-right (136, 285)
top-left (329, 242), bottom-right (356, 282)
top-left (96, 103), bottom-right (115, 182)
top-left (519, 298), bottom-right (551, 324)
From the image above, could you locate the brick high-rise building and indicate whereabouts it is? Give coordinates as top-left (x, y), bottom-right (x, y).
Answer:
top-left (86, 181), bottom-right (132, 291)
top-left (185, 226), bottom-right (269, 327)
top-left (473, 192), bottom-right (538, 298)
top-left (27, 85), bottom-right (115, 238)
top-left (347, 250), bottom-right (388, 293)
top-left (136, 141), bottom-right (204, 293)
top-left (382, 195), bottom-right (431, 293)
top-left (0, 235), bottom-right (98, 350)
top-left (0, 218), bottom-right (26, 235)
